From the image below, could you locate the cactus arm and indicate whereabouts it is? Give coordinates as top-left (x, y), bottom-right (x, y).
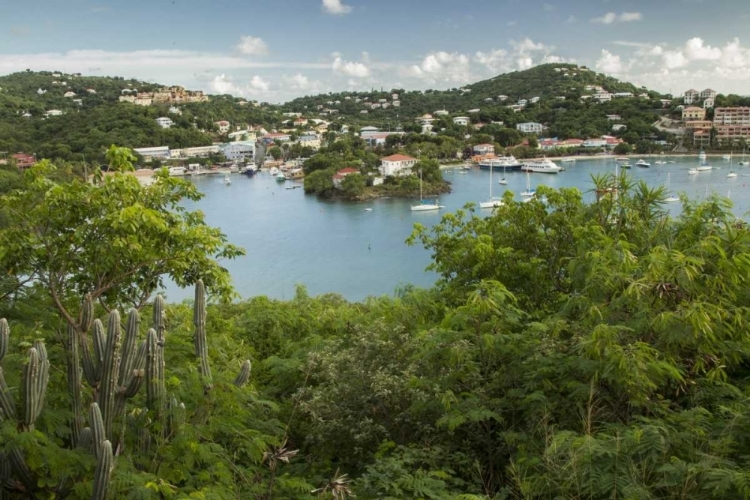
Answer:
top-left (234, 360), bottom-right (252, 388)
top-left (0, 319), bottom-right (8, 363)
top-left (89, 403), bottom-right (105, 460)
top-left (21, 348), bottom-right (40, 431)
top-left (67, 325), bottom-right (84, 447)
top-left (91, 440), bottom-right (113, 500)
top-left (92, 319), bottom-right (106, 383)
top-left (193, 280), bottom-right (213, 391)
top-left (98, 311), bottom-right (122, 440)
top-left (0, 367), bottom-right (15, 421)
top-left (118, 309), bottom-right (139, 388)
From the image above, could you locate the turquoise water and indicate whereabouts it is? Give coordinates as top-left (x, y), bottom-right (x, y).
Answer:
top-left (165, 156), bottom-right (750, 302)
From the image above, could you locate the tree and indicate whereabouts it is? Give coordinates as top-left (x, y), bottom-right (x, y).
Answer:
top-left (527, 135), bottom-right (539, 149)
top-left (269, 146), bottom-right (282, 160)
top-left (495, 128), bottom-right (523, 147)
top-left (340, 173), bottom-right (366, 198)
top-left (303, 168), bottom-right (335, 197)
top-left (614, 142), bottom-right (632, 155)
top-left (0, 159), bottom-right (244, 323)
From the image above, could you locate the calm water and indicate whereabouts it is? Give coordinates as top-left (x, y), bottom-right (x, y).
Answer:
top-left (164, 156), bottom-right (750, 302)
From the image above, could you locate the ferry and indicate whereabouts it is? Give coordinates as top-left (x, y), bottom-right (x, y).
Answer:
top-left (521, 158), bottom-right (562, 174)
top-left (478, 155), bottom-right (523, 171)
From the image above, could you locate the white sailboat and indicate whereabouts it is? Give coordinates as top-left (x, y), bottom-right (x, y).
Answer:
top-left (739, 148), bottom-right (749, 166)
top-left (411, 170), bottom-right (443, 211)
top-left (664, 173), bottom-right (679, 202)
top-left (520, 170), bottom-right (535, 198)
top-left (223, 175), bottom-right (232, 185)
top-left (480, 160), bottom-right (504, 209)
top-left (728, 153), bottom-right (738, 177)
top-left (498, 163), bottom-right (508, 185)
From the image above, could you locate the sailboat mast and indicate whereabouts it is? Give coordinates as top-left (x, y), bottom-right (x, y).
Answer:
top-left (420, 169), bottom-right (423, 201)
top-left (489, 162), bottom-right (493, 198)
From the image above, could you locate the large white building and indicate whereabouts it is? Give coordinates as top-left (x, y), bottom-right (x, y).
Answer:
top-left (171, 145), bottom-right (221, 158)
top-left (380, 154), bottom-right (418, 177)
top-left (220, 141), bottom-right (255, 162)
top-left (299, 134), bottom-right (322, 150)
top-left (155, 117), bottom-right (174, 129)
top-left (133, 146), bottom-right (171, 162)
top-left (453, 116), bottom-right (470, 126)
top-left (516, 122), bottom-right (543, 134)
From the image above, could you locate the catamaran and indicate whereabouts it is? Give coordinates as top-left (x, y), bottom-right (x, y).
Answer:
top-left (480, 160), bottom-right (504, 209)
top-left (411, 170), bottom-right (443, 211)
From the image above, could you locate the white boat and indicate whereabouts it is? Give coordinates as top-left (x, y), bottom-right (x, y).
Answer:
top-left (480, 159), bottom-right (504, 209)
top-left (223, 175), bottom-right (231, 185)
top-left (270, 167), bottom-right (280, 176)
top-left (364, 208), bottom-right (373, 212)
top-left (411, 170), bottom-right (443, 211)
top-left (521, 158), bottom-right (561, 174)
top-left (497, 163), bottom-right (508, 185)
top-left (699, 150), bottom-right (707, 162)
top-left (688, 168), bottom-right (699, 175)
top-left (615, 157), bottom-right (629, 162)
top-left (739, 161), bottom-right (750, 166)
top-left (722, 154), bottom-right (732, 160)
top-left (462, 165), bottom-right (472, 170)
top-left (728, 171), bottom-right (738, 178)
top-left (664, 173), bottom-right (679, 202)
top-left (276, 172), bottom-right (286, 181)
top-left (635, 159), bottom-right (650, 168)
top-left (697, 165), bottom-right (712, 171)
top-left (654, 161), bottom-right (667, 165)
top-left (520, 170), bottom-right (535, 198)
top-left (561, 157), bottom-right (576, 163)
top-left (168, 166), bottom-right (187, 176)
top-left (479, 156), bottom-right (522, 171)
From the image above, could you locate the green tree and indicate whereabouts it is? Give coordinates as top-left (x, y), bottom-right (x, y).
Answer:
top-left (614, 142), bottom-right (633, 155)
top-left (269, 146), bottom-right (282, 160)
top-left (303, 168), bottom-right (335, 197)
top-left (340, 172), bottom-right (366, 198)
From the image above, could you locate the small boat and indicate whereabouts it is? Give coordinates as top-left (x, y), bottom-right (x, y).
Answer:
top-left (620, 163), bottom-right (632, 169)
top-left (458, 170), bottom-right (468, 174)
top-left (480, 160), bottom-right (504, 209)
top-left (635, 159), bottom-right (650, 168)
top-left (462, 165), bottom-right (472, 170)
top-left (561, 157), bottom-right (576, 163)
top-left (520, 171), bottom-right (536, 198)
top-left (521, 158), bottom-right (562, 174)
top-left (722, 154), bottom-right (732, 160)
top-left (276, 172), bottom-right (286, 181)
top-left (654, 161), bottom-right (667, 165)
top-left (478, 156), bottom-right (523, 171)
top-left (270, 167), bottom-right (280, 176)
top-left (364, 208), bottom-right (373, 211)
top-left (498, 163), bottom-right (508, 185)
top-left (688, 168), bottom-right (699, 175)
top-left (664, 173), bottom-right (679, 202)
top-left (739, 161), bottom-right (750, 166)
top-left (699, 150), bottom-right (707, 162)
top-left (411, 170), bottom-right (443, 211)
top-left (728, 171), bottom-right (738, 178)
top-left (223, 175), bottom-right (231, 185)
top-left (697, 165), bottom-right (712, 171)
top-left (615, 157), bottom-right (629, 162)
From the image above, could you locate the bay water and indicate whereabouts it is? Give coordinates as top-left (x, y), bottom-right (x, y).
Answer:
top-left (165, 156), bottom-right (750, 302)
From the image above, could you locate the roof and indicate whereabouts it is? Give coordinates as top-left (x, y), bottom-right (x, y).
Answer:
top-left (337, 167), bottom-right (359, 175)
top-left (381, 154), bottom-right (417, 162)
top-left (473, 143), bottom-right (494, 148)
top-left (684, 106), bottom-right (704, 111)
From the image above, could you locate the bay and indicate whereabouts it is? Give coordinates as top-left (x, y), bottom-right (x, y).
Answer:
top-left (165, 156), bottom-right (750, 302)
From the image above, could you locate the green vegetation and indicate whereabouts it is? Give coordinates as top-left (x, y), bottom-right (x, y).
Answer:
top-left (3, 151), bottom-right (750, 498)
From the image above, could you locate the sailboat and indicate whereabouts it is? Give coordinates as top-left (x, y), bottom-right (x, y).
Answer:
top-left (498, 163), bottom-right (508, 185)
top-left (739, 148), bottom-right (749, 166)
top-left (664, 173), bottom-right (679, 202)
top-left (480, 161), bottom-right (504, 209)
top-left (520, 170), bottom-right (535, 198)
top-left (411, 170), bottom-right (443, 211)
top-left (728, 153), bottom-right (738, 177)
top-left (223, 175), bottom-right (232, 185)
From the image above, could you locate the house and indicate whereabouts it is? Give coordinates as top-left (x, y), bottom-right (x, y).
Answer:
top-left (378, 99), bottom-right (387, 104)
top-left (360, 126), bottom-right (380, 136)
top-left (417, 114), bottom-right (435, 125)
top-left (364, 132), bottom-right (400, 146)
top-left (133, 146), bottom-right (171, 162)
top-left (380, 154), bottom-right (418, 177)
top-left (262, 133), bottom-right (291, 144)
top-left (220, 141), bottom-right (255, 162)
top-left (294, 117), bottom-right (308, 127)
top-left (484, 97), bottom-right (494, 103)
top-left (63, 91), bottom-right (76, 98)
top-left (170, 145), bottom-right (220, 158)
top-left (333, 167), bottom-right (360, 187)
top-left (530, 96), bottom-right (540, 104)
top-left (606, 114), bottom-right (622, 121)
top-left (215, 121), bottom-right (231, 134)
top-left (299, 134), bottom-right (322, 150)
top-left (703, 98), bottom-right (715, 109)
top-left (473, 143), bottom-right (495, 155)
top-left (453, 116), bottom-right (470, 126)
top-left (434, 109), bottom-right (449, 116)
top-left (516, 122), bottom-right (543, 134)
top-left (700, 88), bottom-right (717, 101)
top-left (44, 109), bottom-right (63, 117)
top-left (168, 106), bottom-right (182, 115)
top-left (72, 99), bottom-right (83, 106)
top-left (392, 101), bottom-right (400, 107)
top-left (639, 93), bottom-right (650, 99)
top-left (11, 153), bottom-right (36, 169)
top-left (371, 103), bottom-right (381, 109)
top-left (155, 117), bottom-right (174, 129)
top-left (660, 99), bottom-right (673, 108)
top-left (583, 138), bottom-right (607, 148)
top-left (382, 103), bottom-right (391, 109)
top-left (392, 93), bottom-right (399, 100)
top-left (497, 95), bottom-right (508, 101)
top-left (86, 88), bottom-right (97, 94)
top-left (612, 124), bottom-right (628, 132)
top-left (360, 110), bottom-right (368, 114)
top-left (682, 106), bottom-right (706, 121)
top-left (614, 92), bottom-right (633, 98)
top-left (593, 92), bottom-right (612, 102)
top-left (21, 112), bottom-right (31, 118)
top-left (37, 88), bottom-right (46, 95)
top-left (517, 99), bottom-right (528, 106)
top-left (714, 107), bottom-right (750, 126)
top-left (683, 89), bottom-right (700, 104)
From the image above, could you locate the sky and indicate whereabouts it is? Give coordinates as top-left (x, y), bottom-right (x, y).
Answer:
top-left (1, 0), bottom-right (749, 102)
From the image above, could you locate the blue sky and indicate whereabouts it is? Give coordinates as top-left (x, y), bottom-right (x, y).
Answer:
top-left (1, 0), bottom-right (749, 101)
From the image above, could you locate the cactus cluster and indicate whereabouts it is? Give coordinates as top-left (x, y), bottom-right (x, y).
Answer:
top-left (0, 280), bottom-right (252, 500)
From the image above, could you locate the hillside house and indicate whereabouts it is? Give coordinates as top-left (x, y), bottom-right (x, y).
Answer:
top-left (380, 154), bottom-right (417, 177)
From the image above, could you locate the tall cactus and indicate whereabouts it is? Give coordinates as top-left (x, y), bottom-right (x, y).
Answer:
top-left (193, 280), bottom-right (213, 391)
top-left (0, 319), bottom-right (7, 363)
top-left (68, 324), bottom-right (84, 447)
top-left (98, 310), bottom-right (122, 440)
top-left (234, 360), bottom-right (252, 388)
top-left (91, 440), bottom-right (113, 500)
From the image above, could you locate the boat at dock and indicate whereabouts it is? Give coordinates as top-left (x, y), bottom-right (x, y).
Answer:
top-left (480, 158), bottom-right (504, 209)
top-left (520, 171), bottom-right (536, 198)
top-left (478, 156), bottom-right (523, 171)
top-left (521, 158), bottom-right (561, 174)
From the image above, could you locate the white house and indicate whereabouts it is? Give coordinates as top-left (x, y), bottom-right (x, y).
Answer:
top-left (37, 88), bottom-right (46, 95)
top-left (614, 92), bottom-right (634, 98)
top-left (392, 101), bottom-right (401, 107)
top-left (703, 97), bottom-right (715, 109)
top-left (63, 91), bottom-right (76, 98)
top-left (606, 114), bottom-right (622, 121)
top-left (473, 143), bottom-right (495, 155)
top-left (518, 99), bottom-right (528, 106)
top-left (700, 88), bottom-right (717, 101)
top-left (593, 92), bottom-right (612, 102)
top-left (133, 146), bottom-right (171, 162)
top-left (683, 89), bottom-right (699, 105)
top-left (453, 116), bottom-right (470, 126)
top-left (220, 141), bottom-right (255, 162)
top-left (468, 108), bottom-right (481, 113)
top-left (44, 109), bottom-right (63, 117)
top-left (215, 120), bottom-right (231, 134)
top-left (169, 106), bottom-right (182, 115)
top-left (360, 126), bottom-right (380, 136)
top-left (530, 96), bottom-right (540, 104)
top-left (516, 122), bottom-right (543, 134)
top-left (380, 154), bottom-right (418, 177)
top-left (612, 124), bottom-right (627, 132)
top-left (86, 88), bottom-right (97, 94)
top-left (155, 117), bottom-right (174, 129)
top-left (434, 109), bottom-right (450, 116)
top-left (228, 130), bottom-right (257, 142)
top-left (392, 93), bottom-right (399, 100)
top-left (497, 95), bottom-right (508, 101)
top-left (299, 134), bottom-right (322, 150)
top-left (171, 145), bottom-right (220, 158)
top-left (583, 138), bottom-right (607, 148)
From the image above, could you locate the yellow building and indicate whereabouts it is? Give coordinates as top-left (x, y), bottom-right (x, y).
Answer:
top-left (682, 106), bottom-right (706, 121)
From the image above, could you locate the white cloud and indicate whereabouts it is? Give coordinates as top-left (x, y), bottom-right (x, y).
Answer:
top-left (281, 73), bottom-right (324, 94)
top-left (474, 37), bottom-right (567, 74)
top-left (249, 75), bottom-right (270, 93)
top-left (405, 51), bottom-right (473, 85)
top-left (236, 36), bottom-right (269, 56)
top-left (506, 20), bottom-right (518, 26)
top-left (331, 56), bottom-right (370, 77)
top-left (684, 37), bottom-right (721, 61)
top-left (595, 49), bottom-right (623, 74)
top-left (210, 74), bottom-right (240, 95)
top-left (662, 50), bottom-right (688, 69)
top-left (565, 15), bottom-right (577, 24)
top-left (592, 12), bottom-right (643, 24)
top-left (322, 0), bottom-right (352, 15)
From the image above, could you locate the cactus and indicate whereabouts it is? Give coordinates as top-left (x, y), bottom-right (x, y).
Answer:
top-left (0, 366), bottom-right (15, 420)
top-left (22, 346), bottom-right (49, 431)
top-left (0, 319), bottom-right (7, 363)
top-left (91, 440), bottom-right (113, 500)
top-left (68, 324), bottom-right (84, 447)
top-left (234, 360), bottom-right (252, 388)
top-left (193, 280), bottom-right (213, 391)
top-left (89, 403), bottom-right (106, 460)
top-left (98, 310), bottom-right (122, 440)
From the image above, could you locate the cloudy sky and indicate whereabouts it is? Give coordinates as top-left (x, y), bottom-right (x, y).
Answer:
top-left (1, 0), bottom-right (749, 102)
